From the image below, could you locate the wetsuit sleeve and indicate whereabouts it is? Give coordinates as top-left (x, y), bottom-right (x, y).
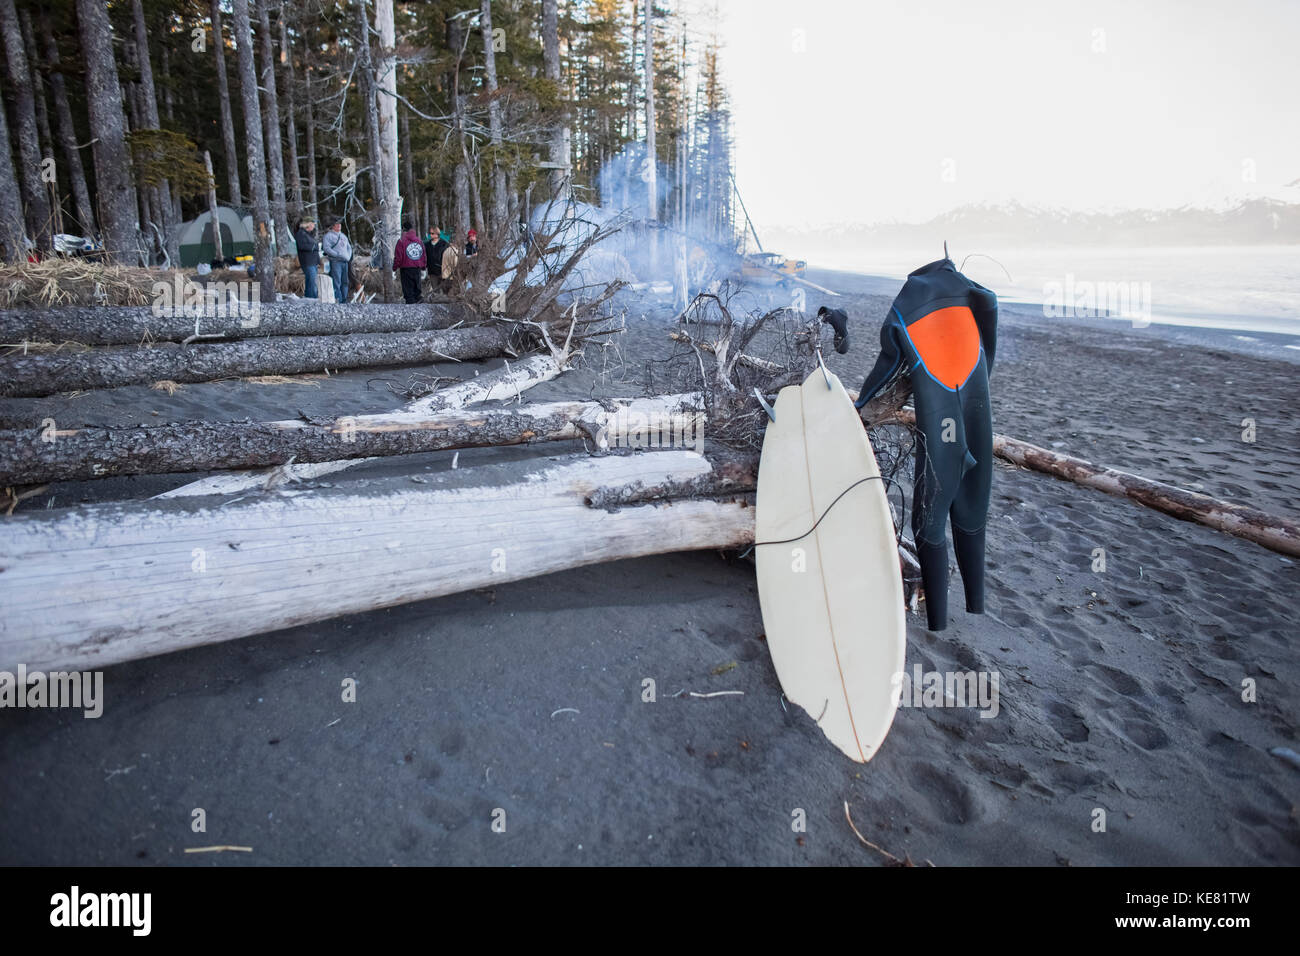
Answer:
top-left (853, 313), bottom-right (905, 409)
top-left (969, 283), bottom-right (998, 374)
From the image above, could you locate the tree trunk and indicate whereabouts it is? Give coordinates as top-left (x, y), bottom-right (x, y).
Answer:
top-left (642, 0), bottom-right (656, 271)
top-left (375, 0), bottom-right (401, 248)
top-left (160, 44), bottom-right (175, 124)
top-left (0, 301), bottom-right (473, 346)
top-left (122, 37), bottom-right (155, 263)
top-left (75, 0), bottom-right (139, 262)
top-left (448, 25), bottom-right (484, 238)
top-left (453, 163), bottom-right (470, 242)
top-left (0, 390), bottom-right (703, 486)
top-left (481, 0), bottom-right (507, 229)
top-left (0, 326), bottom-right (513, 398)
top-left (130, 0), bottom-right (180, 266)
top-left (0, 0), bottom-right (53, 250)
top-left (229, 0), bottom-right (275, 302)
top-left (255, 0), bottom-right (292, 249)
top-left (353, 0), bottom-right (391, 299)
top-left (304, 65), bottom-right (317, 213)
top-left (17, 9), bottom-right (53, 177)
top-left (542, 0), bottom-right (570, 201)
top-left (210, 0), bottom-right (243, 205)
top-left (278, 7), bottom-right (302, 222)
top-left (203, 151), bottom-right (224, 263)
top-left (400, 107), bottom-right (416, 230)
top-left (0, 84), bottom-right (28, 261)
top-left (40, 10), bottom-right (96, 236)
top-left (0, 451), bottom-right (754, 672)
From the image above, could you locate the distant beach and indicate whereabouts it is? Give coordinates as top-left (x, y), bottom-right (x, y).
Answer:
top-left (793, 245), bottom-right (1300, 338)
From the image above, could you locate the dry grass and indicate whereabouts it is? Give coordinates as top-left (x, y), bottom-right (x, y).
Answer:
top-left (242, 374), bottom-right (325, 387)
top-left (0, 260), bottom-right (164, 308)
top-left (0, 339), bottom-right (93, 356)
top-left (150, 380), bottom-right (183, 395)
top-left (274, 255), bottom-right (385, 298)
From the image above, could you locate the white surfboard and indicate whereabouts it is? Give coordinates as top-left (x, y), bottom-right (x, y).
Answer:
top-left (755, 368), bottom-right (907, 762)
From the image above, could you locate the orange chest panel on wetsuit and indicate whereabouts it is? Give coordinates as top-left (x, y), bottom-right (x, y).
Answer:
top-left (904, 305), bottom-right (981, 390)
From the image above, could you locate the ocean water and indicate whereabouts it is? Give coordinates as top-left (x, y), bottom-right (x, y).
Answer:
top-left (806, 244), bottom-right (1300, 337)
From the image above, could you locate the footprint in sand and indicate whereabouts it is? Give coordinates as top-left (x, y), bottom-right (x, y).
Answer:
top-left (439, 729), bottom-right (466, 756)
top-left (908, 762), bottom-right (983, 825)
top-left (1118, 719), bottom-right (1170, 751)
top-left (1086, 663), bottom-right (1145, 698)
top-left (423, 795), bottom-right (472, 831)
top-left (1047, 761), bottom-right (1114, 795)
top-left (1043, 699), bottom-right (1090, 743)
top-left (1208, 640), bottom-right (1241, 663)
top-left (963, 752), bottom-right (1031, 789)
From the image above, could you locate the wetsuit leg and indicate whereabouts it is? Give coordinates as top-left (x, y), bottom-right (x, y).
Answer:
top-left (911, 430), bottom-right (959, 631)
top-left (950, 372), bottom-right (993, 616)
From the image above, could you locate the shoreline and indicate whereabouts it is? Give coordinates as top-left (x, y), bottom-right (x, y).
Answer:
top-left (805, 266), bottom-right (1300, 358)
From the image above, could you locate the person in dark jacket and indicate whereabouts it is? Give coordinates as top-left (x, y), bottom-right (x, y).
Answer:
top-left (817, 306), bottom-right (850, 354)
top-left (427, 230), bottom-right (451, 292)
top-left (464, 228), bottom-right (478, 258)
top-left (854, 257), bottom-right (998, 632)
top-left (295, 219), bottom-right (320, 298)
top-left (392, 218), bottom-right (428, 304)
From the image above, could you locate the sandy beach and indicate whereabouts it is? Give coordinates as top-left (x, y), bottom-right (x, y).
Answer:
top-left (1, 270), bottom-right (1297, 866)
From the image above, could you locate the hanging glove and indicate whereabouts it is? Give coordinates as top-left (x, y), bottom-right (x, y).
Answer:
top-left (817, 306), bottom-right (850, 354)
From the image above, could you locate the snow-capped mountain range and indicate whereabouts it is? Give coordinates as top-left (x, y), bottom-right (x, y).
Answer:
top-left (768, 195), bottom-right (1300, 248)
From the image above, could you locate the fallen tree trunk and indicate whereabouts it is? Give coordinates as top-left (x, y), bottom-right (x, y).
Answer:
top-left (153, 354), bottom-right (584, 497)
top-left (0, 325), bottom-right (513, 398)
top-left (890, 408), bottom-right (1300, 558)
top-left (405, 353), bottom-right (563, 415)
top-left (993, 432), bottom-right (1300, 557)
top-left (0, 450), bottom-right (754, 672)
top-left (0, 301), bottom-right (475, 346)
top-left (0, 390), bottom-right (705, 485)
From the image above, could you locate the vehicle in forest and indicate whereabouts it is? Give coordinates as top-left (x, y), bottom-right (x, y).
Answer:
top-left (740, 251), bottom-right (807, 287)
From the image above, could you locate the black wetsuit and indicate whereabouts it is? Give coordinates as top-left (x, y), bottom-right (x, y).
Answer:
top-left (854, 258), bottom-right (997, 631)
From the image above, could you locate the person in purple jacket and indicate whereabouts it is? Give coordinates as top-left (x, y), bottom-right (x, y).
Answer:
top-left (392, 218), bottom-right (428, 303)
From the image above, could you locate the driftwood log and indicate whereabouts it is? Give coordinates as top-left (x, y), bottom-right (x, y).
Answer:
top-left (0, 450), bottom-right (755, 672)
top-left (0, 301), bottom-right (475, 346)
top-left (890, 408), bottom-right (1300, 558)
top-left (0, 325), bottom-right (513, 397)
top-left (0, 391), bottom-right (705, 485)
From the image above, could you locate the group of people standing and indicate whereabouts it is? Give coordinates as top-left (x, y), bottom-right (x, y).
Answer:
top-left (293, 218), bottom-right (356, 302)
top-left (294, 216), bottom-right (478, 304)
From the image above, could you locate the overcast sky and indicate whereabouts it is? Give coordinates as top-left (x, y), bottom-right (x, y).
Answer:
top-left (711, 0), bottom-right (1300, 230)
